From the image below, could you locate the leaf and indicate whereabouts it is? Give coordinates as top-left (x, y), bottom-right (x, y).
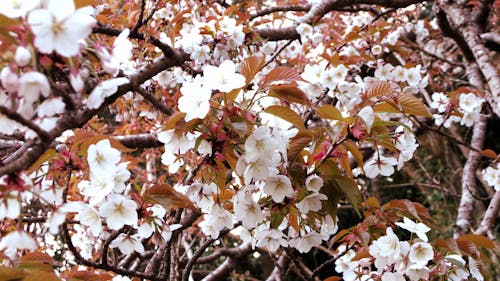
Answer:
top-left (145, 184), bottom-right (196, 210)
top-left (373, 101), bottom-right (400, 113)
top-left (288, 207), bottom-right (300, 233)
top-left (398, 94), bottom-right (432, 117)
top-left (21, 252), bottom-right (56, 266)
top-left (287, 133), bottom-right (312, 163)
top-left (456, 239), bottom-right (478, 257)
top-left (19, 252), bottom-right (56, 272)
top-left (164, 112), bottom-right (187, 130)
top-left (479, 149), bottom-right (497, 159)
top-left (351, 249), bottom-right (371, 261)
top-left (334, 175), bottom-right (362, 216)
top-left (324, 277), bottom-right (342, 281)
top-left (268, 84), bottom-right (312, 106)
top-left (23, 270), bottom-right (61, 281)
top-left (214, 158), bottom-right (227, 189)
top-left (108, 138), bottom-right (137, 152)
top-left (320, 177), bottom-right (341, 219)
top-left (263, 105), bottom-right (307, 131)
top-left (0, 266), bottom-right (26, 281)
top-left (344, 140), bottom-right (363, 168)
top-left (66, 271), bottom-right (113, 281)
top-left (26, 149), bottom-right (58, 174)
top-left (74, 0), bottom-right (98, 8)
top-left (456, 234), bottom-right (495, 249)
top-left (240, 55), bottom-right (265, 86)
top-left (366, 81), bottom-right (397, 99)
top-left (262, 66), bottom-right (302, 85)
top-left (315, 104), bottom-right (344, 120)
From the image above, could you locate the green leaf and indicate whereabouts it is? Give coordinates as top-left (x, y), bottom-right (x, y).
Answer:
top-left (315, 104), bottom-right (344, 120)
top-left (334, 175), bottom-right (362, 216)
top-left (268, 84), bottom-right (312, 106)
top-left (263, 105), bottom-right (307, 131)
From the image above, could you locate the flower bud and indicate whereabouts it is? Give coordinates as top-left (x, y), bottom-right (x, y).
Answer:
top-left (15, 46), bottom-right (31, 66)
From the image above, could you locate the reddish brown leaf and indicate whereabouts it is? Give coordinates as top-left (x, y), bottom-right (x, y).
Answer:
top-left (315, 104), bottom-right (344, 120)
top-left (263, 105), bottom-right (307, 131)
top-left (262, 66), bottom-right (302, 85)
top-left (268, 84), bottom-right (312, 106)
top-left (241, 55), bottom-right (265, 86)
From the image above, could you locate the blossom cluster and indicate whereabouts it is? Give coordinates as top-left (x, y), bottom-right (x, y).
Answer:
top-left (335, 217), bottom-right (484, 281)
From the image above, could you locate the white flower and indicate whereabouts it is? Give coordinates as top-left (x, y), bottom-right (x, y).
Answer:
top-left (408, 242), bottom-right (433, 265)
top-left (482, 165), bottom-right (499, 191)
top-left (158, 129), bottom-right (193, 154)
top-left (371, 45), bottom-right (383, 55)
top-left (99, 194), bottom-right (138, 230)
top-left (290, 231), bottom-right (322, 253)
top-left (233, 192), bottom-right (264, 229)
top-left (405, 65), bottom-right (421, 86)
top-left (255, 228), bottom-right (288, 252)
top-left (296, 192), bottom-right (327, 214)
top-left (0, 67), bottom-right (19, 92)
top-left (15, 46), bottom-right (32, 66)
top-left (87, 139), bottom-right (121, 177)
top-left (87, 77), bottom-right (129, 109)
top-left (19, 71), bottom-right (50, 102)
top-left (244, 126), bottom-right (277, 162)
top-left (37, 98), bottom-right (65, 117)
top-left (305, 174), bottom-right (323, 192)
top-left (0, 230), bottom-right (37, 252)
top-left (262, 175), bottom-right (294, 203)
top-left (374, 63), bottom-right (394, 80)
top-left (392, 65), bottom-right (406, 82)
top-left (370, 227), bottom-right (400, 259)
top-left (430, 92), bottom-right (449, 113)
top-left (459, 93), bottom-right (483, 112)
top-left (322, 64), bottom-right (347, 89)
top-left (0, 192), bottom-right (21, 220)
top-left (1, 0), bottom-right (40, 18)
top-left (364, 156), bottom-right (398, 178)
top-left (78, 204), bottom-right (102, 237)
top-left (109, 234), bottom-right (144, 255)
top-left (178, 79), bottom-right (212, 121)
top-left (199, 205), bottom-right (233, 238)
top-left (395, 217), bottom-right (430, 242)
top-left (28, 0), bottom-right (96, 57)
top-left (406, 264), bottom-right (430, 281)
top-left (296, 23), bottom-right (313, 42)
top-left (381, 272), bottom-right (405, 281)
top-left (203, 60), bottom-right (245, 93)
top-left (468, 257), bottom-right (484, 281)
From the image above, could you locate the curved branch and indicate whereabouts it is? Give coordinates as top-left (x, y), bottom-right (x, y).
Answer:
top-left (201, 243), bottom-right (252, 281)
top-left (0, 52), bottom-right (188, 177)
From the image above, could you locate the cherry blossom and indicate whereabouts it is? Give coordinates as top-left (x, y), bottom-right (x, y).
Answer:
top-left (262, 175), bottom-right (294, 203)
top-left (178, 78), bottom-right (212, 121)
top-left (28, 0), bottom-right (96, 57)
top-left (395, 216), bottom-right (431, 242)
top-left (110, 234), bottom-right (145, 255)
top-left (364, 155), bottom-right (398, 178)
top-left (99, 194), bottom-right (138, 230)
top-left (203, 60), bottom-right (245, 93)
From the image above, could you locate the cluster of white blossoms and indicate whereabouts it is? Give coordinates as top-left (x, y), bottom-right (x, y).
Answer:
top-left (0, 0), bottom-right (99, 138)
top-left (335, 217), bottom-right (484, 281)
top-left (431, 92), bottom-right (484, 128)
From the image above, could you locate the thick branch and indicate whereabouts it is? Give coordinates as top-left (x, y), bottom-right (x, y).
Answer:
top-left (201, 243), bottom-right (252, 281)
top-left (475, 190), bottom-right (500, 239)
top-left (454, 114), bottom-right (487, 237)
top-left (112, 134), bottom-right (162, 149)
